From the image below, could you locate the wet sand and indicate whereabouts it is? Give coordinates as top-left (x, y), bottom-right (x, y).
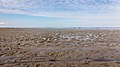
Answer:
top-left (0, 28), bottom-right (120, 67)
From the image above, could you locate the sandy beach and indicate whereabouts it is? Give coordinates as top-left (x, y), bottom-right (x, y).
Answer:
top-left (0, 28), bottom-right (120, 67)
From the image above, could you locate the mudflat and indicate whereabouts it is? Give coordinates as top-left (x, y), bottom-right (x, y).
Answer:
top-left (0, 28), bottom-right (120, 67)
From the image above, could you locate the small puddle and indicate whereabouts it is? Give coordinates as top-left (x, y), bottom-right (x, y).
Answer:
top-left (93, 58), bottom-right (120, 62)
top-left (0, 56), bottom-right (17, 61)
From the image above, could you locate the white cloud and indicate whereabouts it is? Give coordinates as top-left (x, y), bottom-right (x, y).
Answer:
top-left (0, 9), bottom-right (27, 14)
top-left (0, 0), bottom-right (120, 19)
top-left (1, 8), bottom-right (120, 21)
top-left (0, 22), bottom-right (6, 25)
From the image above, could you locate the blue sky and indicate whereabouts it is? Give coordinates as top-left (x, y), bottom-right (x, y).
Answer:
top-left (0, 0), bottom-right (120, 27)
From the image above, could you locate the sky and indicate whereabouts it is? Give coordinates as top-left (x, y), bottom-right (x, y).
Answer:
top-left (0, 0), bottom-right (120, 28)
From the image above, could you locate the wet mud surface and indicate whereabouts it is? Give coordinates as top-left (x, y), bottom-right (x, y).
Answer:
top-left (0, 28), bottom-right (120, 67)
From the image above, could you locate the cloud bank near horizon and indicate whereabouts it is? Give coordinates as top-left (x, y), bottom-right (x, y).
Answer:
top-left (0, 0), bottom-right (120, 18)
